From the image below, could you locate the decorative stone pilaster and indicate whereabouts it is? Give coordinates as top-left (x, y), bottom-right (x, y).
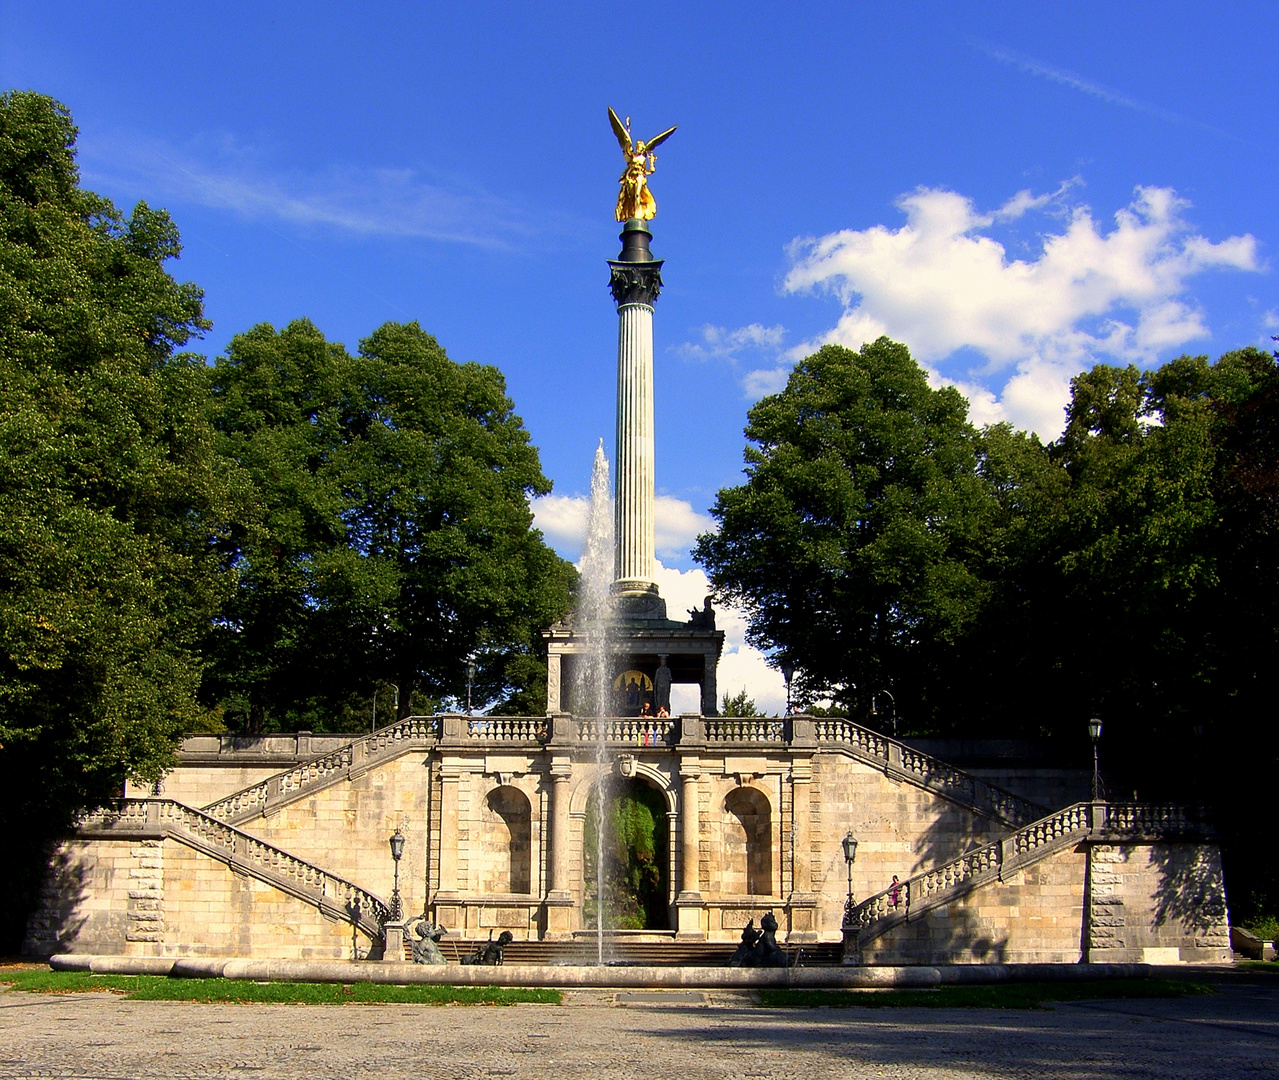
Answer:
top-left (675, 757), bottom-right (705, 940)
top-left (787, 758), bottom-right (819, 941)
top-left (543, 757), bottom-right (575, 938)
top-left (436, 764), bottom-right (462, 896)
top-left (125, 839), bottom-right (164, 945)
top-left (545, 653), bottom-right (562, 713)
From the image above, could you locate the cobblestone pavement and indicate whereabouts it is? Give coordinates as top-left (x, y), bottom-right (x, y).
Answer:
top-left (2, 977), bottom-right (1275, 1079)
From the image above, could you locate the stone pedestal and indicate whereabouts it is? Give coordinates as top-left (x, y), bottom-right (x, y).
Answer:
top-left (382, 922), bottom-right (405, 963)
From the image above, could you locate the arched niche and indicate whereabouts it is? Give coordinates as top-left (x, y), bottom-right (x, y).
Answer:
top-left (580, 771), bottom-right (673, 930)
top-left (723, 786), bottom-right (774, 897)
top-left (479, 785), bottom-right (532, 895)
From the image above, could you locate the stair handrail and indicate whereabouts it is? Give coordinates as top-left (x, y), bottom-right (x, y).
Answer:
top-left (202, 714), bottom-right (441, 821)
top-left (81, 798), bottom-right (389, 938)
top-left (809, 716), bottom-right (1048, 826)
top-left (847, 800), bottom-right (1210, 944)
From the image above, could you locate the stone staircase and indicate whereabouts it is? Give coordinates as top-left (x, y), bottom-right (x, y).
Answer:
top-left (846, 801), bottom-right (1212, 949)
top-left (200, 715), bottom-right (442, 825)
top-left (414, 937), bottom-right (844, 966)
top-left (199, 713), bottom-right (1046, 829)
top-left (80, 799), bottom-right (390, 943)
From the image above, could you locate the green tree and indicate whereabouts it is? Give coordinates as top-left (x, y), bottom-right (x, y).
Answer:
top-left (720, 688), bottom-right (761, 717)
top-left (700, 333), bottom-right (1279, 923)
top-left (1037, 350), bottom-right (1279, 920)
top-left (204, 320), bottom-right (574, 731)
top-left (694, 338), bottom-right (997, 724)
top-left (0, 93), bottom-right (234, 946)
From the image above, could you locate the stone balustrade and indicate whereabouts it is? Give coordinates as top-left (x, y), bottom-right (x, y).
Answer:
top-left (704, 718), bottom-right (786, 743)
top-left (199, 711), bottom-right (1046, 834)
top-left (848, 800), bottom-right (1213, 946)
top-left (79, 798), bottom-right (390, 940)
top-left (572, 717), bottom-right (675, 745)
top-left (469, 717), bottom-right (546, 742)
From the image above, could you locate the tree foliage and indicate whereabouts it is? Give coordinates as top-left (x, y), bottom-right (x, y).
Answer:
top-left (0, 92), bottom-right (236, 944)
top-left (203, 319), bottom-right (574, 732)
top-left (695, 339), bottom-right (995, 719)
top-left (720, 688), bottom-right (762, 717)
top-left (0, 94), bottom-right (574, 948)
top-left (697, 335), bottom-right (1279, 920)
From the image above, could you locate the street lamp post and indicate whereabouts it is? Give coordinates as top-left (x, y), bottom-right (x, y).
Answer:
top-left (466, 660), bottom-right (477, 716)
top-left (781, 661), bottom-right (795, 716)
top-left (1089, 717), bottom-right (1103, 801)
top-left (871, 690), bottom-right (897, 737)
top-left (841, 832), bottom-right (859, 926)
top-left (388, 829), bottom-right (405, 922)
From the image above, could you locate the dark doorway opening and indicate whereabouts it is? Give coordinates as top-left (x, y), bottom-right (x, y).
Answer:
top-left (584, 776), bottom-right (670, 930)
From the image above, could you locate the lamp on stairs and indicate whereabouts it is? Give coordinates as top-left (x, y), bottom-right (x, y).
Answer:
top-left (841, 832), bottom-right (859, 926)
top-left (389, 829), bottom-right (405, 922)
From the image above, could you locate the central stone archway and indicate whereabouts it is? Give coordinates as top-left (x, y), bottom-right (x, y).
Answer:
top-left (583, 774), bottom-right (672, 930)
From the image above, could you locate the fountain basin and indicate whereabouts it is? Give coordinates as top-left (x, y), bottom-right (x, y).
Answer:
top-left (48, 953), bottom-right (1153, 989)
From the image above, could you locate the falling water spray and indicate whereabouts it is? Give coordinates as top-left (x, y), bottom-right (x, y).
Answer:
top-left (573, 440), bottom-right (614, 965)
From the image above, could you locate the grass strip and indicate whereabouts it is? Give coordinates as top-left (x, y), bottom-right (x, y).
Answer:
top-left (758, 978), bottom-right (1211, 1010)
top-left (1236, 961), bottom-right (1279, 974)
top-left (0, 970), bottom-right (560, 1005)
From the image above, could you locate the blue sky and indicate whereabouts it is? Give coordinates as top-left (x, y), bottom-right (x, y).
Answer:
top-left (5, 2), bottom-right (1276, 710)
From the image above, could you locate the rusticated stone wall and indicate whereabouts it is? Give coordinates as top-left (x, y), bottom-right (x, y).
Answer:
top-left (1086, 842), bottom-right (1231, 964)
top-left (864, 847), bottom-right (1088, 965)
top-left (29, 724), bottom-right (1231, 962)
top-left (27, 836), bottom-right (359, 960)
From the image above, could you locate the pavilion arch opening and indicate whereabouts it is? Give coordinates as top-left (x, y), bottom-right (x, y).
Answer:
top-left (583, 775), bottom-right (671, 929)
top-left (479, 785), bottom-right (532, 895)
top-left (723, 786), bottom-right (773, 896)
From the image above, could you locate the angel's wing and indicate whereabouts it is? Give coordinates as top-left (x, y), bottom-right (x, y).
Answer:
top-left (608, 107), bottom-right (632, 154)
top-left (641, 125), bottom-right (677, 153)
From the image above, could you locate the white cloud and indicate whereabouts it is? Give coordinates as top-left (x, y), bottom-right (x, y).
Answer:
top-left (783, 185), bottom-right (1262, 438)
top-left (529, 493), bottom-right (590, 553)
top-left (675, 323), bottom-right (786, 361)
top-left (78, 130), bottom-right (568, 250)
top-left (1263, 310), bottom-right (1279, 330)
top-left (674, 323), bottom-right (796, 400)
top-left (655, 495), bottom-right (715, 559)
top-left (531, 492), bottom-right (713, 562)
top-left (651, 562), bottom-right (786, 716)
top-left (741, 366), bottom-right (790, 399)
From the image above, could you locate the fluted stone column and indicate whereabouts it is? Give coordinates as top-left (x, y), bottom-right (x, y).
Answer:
top-left (675, 756), bottom-right (705, 939)
top-left (543, 757), bottom-right (575, 938)
top-left (437, 766), bottom-right (460, 894)
top-left (788, 756), bottom-right (819, 941)
top-left (609, 221), bottom-right (663, 598)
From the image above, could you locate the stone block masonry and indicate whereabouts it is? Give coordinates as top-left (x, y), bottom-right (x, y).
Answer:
top-left (27, 715), bottom-right (1232, 964)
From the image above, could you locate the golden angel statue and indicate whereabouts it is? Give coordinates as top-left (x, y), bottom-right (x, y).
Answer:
top-left (609, 107), bottom-right (676, 222)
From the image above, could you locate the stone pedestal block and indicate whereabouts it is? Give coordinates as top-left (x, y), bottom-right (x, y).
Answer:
top-left (674, 893), bottom-right (706, 940)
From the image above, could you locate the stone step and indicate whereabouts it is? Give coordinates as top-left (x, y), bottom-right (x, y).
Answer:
top-left (413, 938), bottom-right (844, 966)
